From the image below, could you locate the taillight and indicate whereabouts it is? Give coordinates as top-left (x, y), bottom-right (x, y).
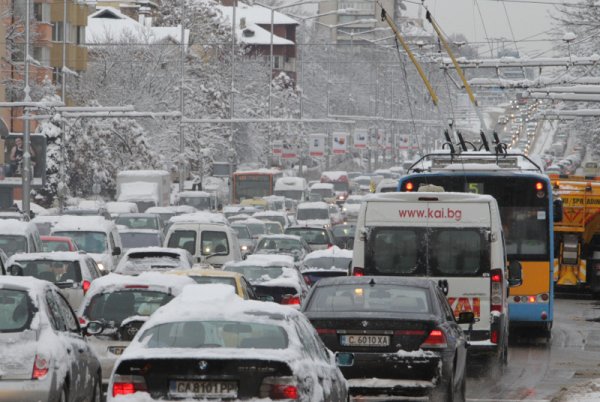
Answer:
top-left (79, 316), bottom-right (87, 325)
top-left (82, 280), bottom-right (91, 294)
top-left (112, 374), bottom-right (147, 397)
top-left (316, 328), bottom-right (336, 335)
top-left (32, 354), bottom-right (49, 379)
top-left (491, 329), bottom-right (499, 344)
top-left (281, 295), bottom-right (301, 305)
top-left (420, 329), bottom-right (447, 349)
top-left (260, 376), bottom-right (298, 400)
top-left (490, 268), bottom-right (503, 313)
top-left (352, 267), bottom-right (364, 276)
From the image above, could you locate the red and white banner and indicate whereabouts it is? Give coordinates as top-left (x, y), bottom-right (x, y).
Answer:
top-left (353, 129), bottom-right (368, 149)
top-left (309, 133), bottom-right (326, 157)
top-left (332, 132), bottom-right (348, 154)
top-left (281, 140), bottom-right (297, 159)
top-left (272, 140), bottom-right (283, 154)
top-left (398, 134), bottom-right (410, 150)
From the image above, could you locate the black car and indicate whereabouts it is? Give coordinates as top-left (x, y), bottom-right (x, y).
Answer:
top-left (331, 223), bottom-right (356, 249)
top-left (285, 226), bottom-right (337, 251)
top-left (302, 276), bottom-right (473, 402)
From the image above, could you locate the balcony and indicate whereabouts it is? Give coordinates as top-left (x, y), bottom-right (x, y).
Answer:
top-left (50, 2), bottom-right (90, 25)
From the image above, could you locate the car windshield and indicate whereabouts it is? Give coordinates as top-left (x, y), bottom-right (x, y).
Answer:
top-left (116, 216), bottom-right (158, 230)
top-left (225, 265), bottom-right (284, 282)
top-left (232, 225), bottom-right (252, 240)
top-left (245, 223), bottom-right (267, 236)
top-left (303, 256), bottom-right (351, 270)
top-left (190, 276), bottom-right (237, 288)
top-left (85, 290), bottom-right (174, 326)
top-left (0, 289), bottom-right (34, 332)
top-left (0, 235), bottom-right (27, 257)
top-left (53, 231), bottom-right (107, 254)
top-left (274, 190), bottom-right (303, 201)
top-left (306, 284), bottom-right (431, 313)
top-left (42, 240), bottom-right (72, 252)
top-left (332, 225), bottom-right (355, 238)
top-left (286, 228), bottom-right (329, 245)
top-left (179, 196), bottom-right (211, 210)
top-left (332, 182), bottom-right (349, 192)
top-left (265, 222), bottom-right (283, 234)
top-left (15, 259), bottom-right (81, 283)
top-left (140, 321), bottom-right (288, 349)
top-left (297, 208), bottom-right (329, 220)
top-left (120, 232), bottom-right (162, 249)
top-left (256, 238), bottom-right (302, 252)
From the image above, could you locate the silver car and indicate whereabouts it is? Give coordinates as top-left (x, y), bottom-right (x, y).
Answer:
top-left (0, 276), bottom-right (102, 402)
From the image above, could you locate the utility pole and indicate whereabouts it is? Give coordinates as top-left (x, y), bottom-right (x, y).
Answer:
top-left (22, 0), bottom-right (32, 215)
top-left (58, 0), bottom-right (68, 213)
top-left (179, 0), bottom-right (186, 192)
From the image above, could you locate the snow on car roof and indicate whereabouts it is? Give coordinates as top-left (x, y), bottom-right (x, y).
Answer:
top-left (257, 267), bottom-right (303, 292)
top-left (245, 253), bottom-right (295, 266)
top-left (117, 228), bottom-right (161, 234)
top-left (177, 191), bottom-right (211, 197)
top-left (297, 201), bottom-right (329, 209)
top-left (52, 216), bottom-right (115, 233)
top-left (168, 212), bottom-right (228, 225)
top-left (106, 201), bottom-right (138, 213)
top-left (238, 218), bottom-right (265, 225)
top-left (304, 246), bottom-right (353, 260)
top-left (0, 219), bottom-right (38, 235)
top-left (0, 275), bottom-right (51, 295)
top-left (117, 182), bottom-right (159, 202)
top-left (81, 273), bottom-right (195, 311)
top-left (145, 206), bottom-right (178, 213)
top-left (253, 211), bottom-right (288, 218)
top-left (8, 252), bottom-right (86, 263)
top-left (117, 169), bottom-right (169, 177)
top-left (32, 215), bottom-right (61, 224)
top-left (310, 183), bottom-right (335, 190)
top-left (321, 171), bottom-right (348, 181)
top-left (122, 247), bottom-right (188, 258)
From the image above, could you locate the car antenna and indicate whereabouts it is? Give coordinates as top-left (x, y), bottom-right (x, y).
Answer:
top-left (369, 278), bottom-right (375, 286)
top-left (479, 130), bottom-right (490, 152)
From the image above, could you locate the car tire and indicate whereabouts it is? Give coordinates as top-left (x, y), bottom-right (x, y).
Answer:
top-left (430, 368), bottom-right (454, 402)
top-left (92, 373), bottom-right (102, 402)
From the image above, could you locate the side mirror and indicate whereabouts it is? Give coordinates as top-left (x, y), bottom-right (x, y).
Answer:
top-left (112, 247), bottom-right (121, 256)
top-left (456, 311), bottom-right (475, 325)
top-left (508, 260), bottom-right (523, 287)
top-left (84, 320), bottom-right (104, 336)
top-left (554, 198), bottom-right (563, 223)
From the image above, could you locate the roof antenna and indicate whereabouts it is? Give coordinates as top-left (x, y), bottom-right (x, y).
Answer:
top-left (443, 129), bottom-right (456, 154)
top-left (479, 130), bottom-right (490, 152)
top-left (456, 131), bottom-right (468, 152)
top-left (369, 278), bottom-right (375, 286)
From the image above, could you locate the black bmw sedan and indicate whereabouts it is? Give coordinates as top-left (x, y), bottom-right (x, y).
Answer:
top-left (302, 276), bottom-right (474, 402)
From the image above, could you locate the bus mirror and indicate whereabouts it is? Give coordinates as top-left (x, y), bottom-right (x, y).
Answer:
top-left (508, 260), bottom-right (523, 287)
top-left (359, 228), bottom-right (368, 242)
top-left (554, 198), bottom-right (563, 223)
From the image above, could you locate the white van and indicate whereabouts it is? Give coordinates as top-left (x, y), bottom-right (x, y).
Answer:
top-left (52, 216), bottom-right (123, 273)
top-left (274, 177), bottom-right (309, 202)
top-left (164, 212), bottom-right (242, 267)
top-left (352, 191), bottom-right (522, 367)
top-left (0, 219), bottom-right (42, 257)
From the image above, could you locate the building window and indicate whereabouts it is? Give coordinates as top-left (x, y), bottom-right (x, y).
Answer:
top-left (77, 26), bottom-right (85, 45)
top-left (33, 3), bottom-right (50, 23)
top-left (52, 22), bottom-right (64, 42)
top-left (273, 55), bottom-right (284, 69)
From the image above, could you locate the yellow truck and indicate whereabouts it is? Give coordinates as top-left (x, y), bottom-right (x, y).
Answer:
top-left (551, 175), bottom-right (600, 295)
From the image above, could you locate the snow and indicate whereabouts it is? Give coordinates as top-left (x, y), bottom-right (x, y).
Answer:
top-left (52, 215), bottom-right (116, 233)
top-left (8, 252), bottom-right (83, 263)
top-left (245, 253), bottom-right (295, 267)
top-left (177, 190), bottom-right (211, 197)
top-left (274, 177), bottom-right (306, 190)
top-left (253, 211), bottom-right (288, 218)
top-left (106, 201), bottom-right (139, 214)
top-left (218, 3), bottom-right (297, 46)
top-left (297, 201), bottom-right (329, 209)
top-left (0, 220), bottom-right (38, 236)
top-left (117, 182), bottom-right (159, 203)
top-left (13, 200), bottom-right (48, 216)
top-left (310, 183), bottom-right (335, 190)
top-left (87, 7), bottom-right (189, 46)
top-left (321, 171), bottom-right (348, 181)
top-left (304, 246), bottom-right (353, 260)
top-left (554, 379), bottom-right (600, 401)
top-left (169, 211), bottom-right (229, 225)
top-left (347, 378), bottom-right (433, 389)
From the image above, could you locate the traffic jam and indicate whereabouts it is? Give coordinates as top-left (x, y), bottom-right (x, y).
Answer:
top-left (0, 157), bottom-right (563, 402)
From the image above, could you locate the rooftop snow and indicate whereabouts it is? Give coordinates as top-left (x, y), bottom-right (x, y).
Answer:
top-left (310, 183), bottom-right (335, 190)
top-left (117, 182), bottom-right (159, 202)
top-left (0, 219), bottom-right (38, 236)
top-left (52, 216), bottom-right (116, 233)
top-left (297, 201), bottom-right (330, 208)
top-left (169, 212), bottom-right (229, 225)
top-left (321, 171), bottom-right (348, 181)
top-left (304, 246), bottom-right (353, 260)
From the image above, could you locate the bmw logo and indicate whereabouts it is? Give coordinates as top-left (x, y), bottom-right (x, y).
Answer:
top-left (361, 321), bottom-right (368, 328)
top-left (199, 361), bottom-right (209, 371)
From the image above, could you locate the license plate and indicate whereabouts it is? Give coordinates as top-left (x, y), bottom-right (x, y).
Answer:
top-left (340, 334), bottom-right (390, 347)
top-left (169, 380), bottom-right (238, 398)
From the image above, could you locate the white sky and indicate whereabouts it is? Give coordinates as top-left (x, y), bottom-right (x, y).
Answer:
top-left (403, 0), bottom-right (579, 58)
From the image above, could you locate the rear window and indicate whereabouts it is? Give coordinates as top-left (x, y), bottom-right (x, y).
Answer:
top-left (15, 259), bottom-right (82, 284)
top-left (297, 208), bottom-right (329, 221)
top-left (201, 231), bottom-right (229, 256)
top-left (85, 290), bottom-right (173, 325)
top-left (116, 217), bottom-right (158, 230)
top-left (191, 276), bottom-right (237, 288)
top-left (303, 257), bottom-right (351, 270)
top-left (140, 321), bottom-right (288, 349)
top-left (0, 289), bottom-right (34, 332)
top-left (366, 227), bottom-right (490, 276)
top-left (0, 235), bottom-right (28, 257)
top-left (42, 240), bottom-right (72, 252)
top-left (306, 284), bottom-right (431, 313)
top-left (286, 228), bottom-right (328, 245)
top-left (120, 233), bottom-right (162, 249)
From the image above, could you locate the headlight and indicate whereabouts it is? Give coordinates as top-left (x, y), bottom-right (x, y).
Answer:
top-left (97, 263), bottom-right (105, 271)
top-left (241, 245), bottom-right (249, 251)
top-left (342, 207), bottom-right (347, 212)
